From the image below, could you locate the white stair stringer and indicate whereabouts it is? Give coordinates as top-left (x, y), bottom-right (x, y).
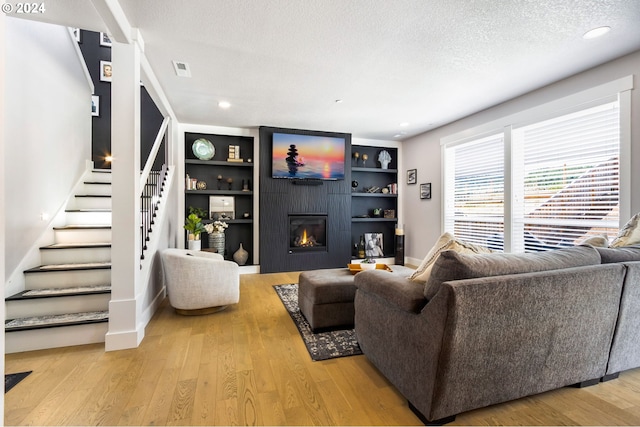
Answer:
top-left (5, 169), bottom-right (113, 354)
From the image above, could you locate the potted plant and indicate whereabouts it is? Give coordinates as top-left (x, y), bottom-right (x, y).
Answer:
top-left (184, 209), bottom-right (206, 250)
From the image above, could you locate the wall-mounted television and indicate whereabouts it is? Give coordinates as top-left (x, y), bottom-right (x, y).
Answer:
top-left (271, 132), bottom-right (346, 180)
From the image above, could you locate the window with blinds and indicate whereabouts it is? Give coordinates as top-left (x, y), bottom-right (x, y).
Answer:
top-left (444, 134), bottom-right (504, 248)
top-left (516, 101), bottom-right (620, 251)
top-left (444, 99), bottom-right (620, 253)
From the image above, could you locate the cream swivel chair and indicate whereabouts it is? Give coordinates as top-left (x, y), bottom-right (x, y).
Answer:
top-left (161, 248), bottom-right (239, 315)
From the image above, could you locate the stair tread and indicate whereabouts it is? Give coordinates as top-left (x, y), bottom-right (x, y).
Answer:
top-left (41, 242), bottom-right (111, 250)
top-left (65, 208), bottom-right (112, 212)
top-left (24, 262), bottom-right (111, 273)
top-left (54, 225), bottom-right (111, 230)
top-left (7, 284), bottom-right (111, 300)
top-left (5, 311), bottom-right (109, 332)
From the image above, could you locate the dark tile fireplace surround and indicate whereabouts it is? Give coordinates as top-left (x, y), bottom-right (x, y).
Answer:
top-left (259, 126), bottom-right (352, 273)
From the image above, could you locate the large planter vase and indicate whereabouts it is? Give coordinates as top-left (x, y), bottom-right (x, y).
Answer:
top-left (209, 232), bottom-right (225, 257)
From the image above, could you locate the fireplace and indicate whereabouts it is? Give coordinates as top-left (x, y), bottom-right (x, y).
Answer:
top-left (289, 214), bottom-right (327, 252)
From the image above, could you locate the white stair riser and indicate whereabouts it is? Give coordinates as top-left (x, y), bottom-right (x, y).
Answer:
top-left (81, 183), bottom-right (112, 195)
top-left (88, 171), bottom-right (112, 183)
top-left (40, 247), bottom-right (111, 265)
top-left (6, 294), bottom-right (110, 319)
top-left (25, 269), bottom-right (110, 289)
top-left (65, 211), bottom-right (112, 225)
top-left (5, 322), bottom-right (108, 353)
top-left (55, 228), bottom-right (111, 244)
top-left (69, 196), bottom-right (111, 210)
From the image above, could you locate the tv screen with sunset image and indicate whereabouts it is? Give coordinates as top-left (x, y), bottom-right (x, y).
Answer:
top-left (272, 132), bottom-right (346, 180)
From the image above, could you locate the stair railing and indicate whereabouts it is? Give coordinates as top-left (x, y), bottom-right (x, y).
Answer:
top-left (140, 116), bottom-right (170, 261)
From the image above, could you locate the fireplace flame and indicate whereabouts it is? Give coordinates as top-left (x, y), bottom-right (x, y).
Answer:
top-left (294, 228), bottom-right (320, 247)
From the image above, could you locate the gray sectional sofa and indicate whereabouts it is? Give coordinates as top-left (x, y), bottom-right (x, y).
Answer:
top-left (353, 245), bottom-right (640, 424)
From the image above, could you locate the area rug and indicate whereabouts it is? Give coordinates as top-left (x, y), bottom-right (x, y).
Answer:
top-left (273, 284), bottom-right (362, 361)
top-left (5, 371), bottom-right (31, 393)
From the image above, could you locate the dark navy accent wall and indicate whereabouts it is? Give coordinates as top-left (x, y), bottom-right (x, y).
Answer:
top-left (77, 30), bottom-right (163, 170)
top-left (259, 126), bottom-right (352, 273)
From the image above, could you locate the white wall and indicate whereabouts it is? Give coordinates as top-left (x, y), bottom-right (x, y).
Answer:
top-left (4, 18), bottom-right (92, 280)
top-left (1, 7), bottom-right (7, 415)
top-left (402, 49), bottom-right (640, 263)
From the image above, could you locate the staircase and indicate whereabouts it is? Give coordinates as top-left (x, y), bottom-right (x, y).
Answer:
top-left (5, 170), bottom-right (113, 353)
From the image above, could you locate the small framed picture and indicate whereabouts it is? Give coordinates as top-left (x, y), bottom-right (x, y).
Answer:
top-left (420, 183), bottom-right (432, 200)
top-left (209, 196), bottom-right (235, 220)
top-left (407, 169), bottom-right (417, 185)
top-left (71, 27), bottom-right (81, 43)
top-left (91, 95), bottom-right (100, 117)
top-left (364, 232), bottom-right (384, 257)
top-left (100, 61), bottom-right (112, 82)
top-left (100, 32), bottom-right (112, 47)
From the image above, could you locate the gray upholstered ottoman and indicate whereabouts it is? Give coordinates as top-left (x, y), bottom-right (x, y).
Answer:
top-left (298, 268), bottom-right (357, 332)
top-left (298, 266), bottom-right (414, 332)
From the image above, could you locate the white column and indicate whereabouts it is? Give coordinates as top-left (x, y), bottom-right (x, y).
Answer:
top-left (106, 35), bottom-right (144, 351)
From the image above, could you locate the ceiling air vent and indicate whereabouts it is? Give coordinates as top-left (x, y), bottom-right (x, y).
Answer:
top-left (172, 61), bottom-right (191, 78)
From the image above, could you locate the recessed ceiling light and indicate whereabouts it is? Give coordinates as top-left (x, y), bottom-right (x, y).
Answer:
top-left (335, 99), bottom-right (343, 104)
top-left (218, 101), bottom-right (231, 109)
top-left (583, 26), bottom-right (611, 39)
top-left (399, 122), bottom-right (410, 127)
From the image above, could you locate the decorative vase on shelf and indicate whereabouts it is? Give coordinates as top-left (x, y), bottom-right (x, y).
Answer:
top-left (209, 232), bottom-right (225, 257)
top-left (233, 243), bottom-right (249, 265)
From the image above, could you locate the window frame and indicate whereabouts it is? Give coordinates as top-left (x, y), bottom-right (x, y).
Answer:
top-left (441, 76), bottom-right (632, 252)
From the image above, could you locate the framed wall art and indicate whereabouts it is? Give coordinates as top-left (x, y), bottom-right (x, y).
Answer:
top-left (407, 169), bottom-right (417, 185)
top-left (100, 32), bottom-right (112, 47)
top-left (420, 183), bottom-right (432, 200)
top-left (91, 95), bottom-right (100, 117)
top-left (100, 61), bottom-right (112, 82)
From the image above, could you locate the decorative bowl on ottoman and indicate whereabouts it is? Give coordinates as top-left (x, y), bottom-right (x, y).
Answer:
top-left (360, 258), bottom-right (377, 270)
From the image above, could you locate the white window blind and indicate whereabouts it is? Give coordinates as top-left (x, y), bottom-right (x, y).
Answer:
top-left (516, 101), bottom-right (620, 251)
top-left (443, 100), bottom-right (620, 253)
top-left (445, 134), bottom-right (504, 247)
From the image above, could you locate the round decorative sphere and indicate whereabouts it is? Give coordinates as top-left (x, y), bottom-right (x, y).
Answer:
top-left (352, 180), bottom-right (359, 188)
top-left (196, 180), bottom-right (207, 190)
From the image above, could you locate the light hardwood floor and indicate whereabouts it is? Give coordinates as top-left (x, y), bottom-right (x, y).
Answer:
top-left (5, 271), bottom-right (640, 426)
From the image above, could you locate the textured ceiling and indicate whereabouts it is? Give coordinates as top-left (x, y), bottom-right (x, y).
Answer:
top-left (9, 0), bottom-right (640, 140)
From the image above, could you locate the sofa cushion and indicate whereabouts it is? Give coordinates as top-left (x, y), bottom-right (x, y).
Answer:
top-left (596, 245), bottom-right (640, 263)
top-left (424, 245), bottom-right (601, 300)
top-left (409, 232), bottom-right (493, 283)
top-left (611, 212), bottom-right (640, 247)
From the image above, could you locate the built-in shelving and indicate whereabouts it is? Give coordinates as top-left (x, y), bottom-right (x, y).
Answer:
top-left (350, 145), bottom-right (399, 259)
top-left (184, 132), bottom-right (255, 265)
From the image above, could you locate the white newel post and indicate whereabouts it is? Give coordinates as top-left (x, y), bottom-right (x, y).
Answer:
top-left (106, 34), bottom-right (144, 351)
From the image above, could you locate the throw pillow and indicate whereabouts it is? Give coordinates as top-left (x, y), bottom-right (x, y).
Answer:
top-left (578, 234), bottom-right (610, 248)
top-left (424, 245), bottom-right (601, 300)
top-left (611, 213), bottom-right (640, 247)
top-left (409, 232), bottom-right (493, 283)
